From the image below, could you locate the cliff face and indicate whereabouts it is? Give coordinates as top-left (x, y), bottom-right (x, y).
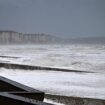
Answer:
top-left (0, 31), bottom-right (23, 44)
top-left (0, 31), bottom-right (65, 44)
top-left (0, 31), bottom-right (105, 44)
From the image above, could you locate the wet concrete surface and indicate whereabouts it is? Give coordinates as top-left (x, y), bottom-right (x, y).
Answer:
top-left (0, 62), bottom-right (93, 73)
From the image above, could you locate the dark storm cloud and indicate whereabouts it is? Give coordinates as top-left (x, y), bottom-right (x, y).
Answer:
top-left (0, 0), bottom-right (105, 38)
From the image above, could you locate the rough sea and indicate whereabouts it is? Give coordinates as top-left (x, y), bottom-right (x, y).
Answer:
top-left (0, 44), bottom-right (105, 104)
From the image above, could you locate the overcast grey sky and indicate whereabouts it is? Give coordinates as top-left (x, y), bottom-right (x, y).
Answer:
top-left (0, 0), bottom-right (105, 38)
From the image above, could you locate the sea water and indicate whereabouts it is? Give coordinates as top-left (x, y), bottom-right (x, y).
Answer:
top-left (0, 44), bottom-right (105, 104)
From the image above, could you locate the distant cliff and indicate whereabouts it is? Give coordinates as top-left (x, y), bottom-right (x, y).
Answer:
top-left (68, 36), bottom-right (105, 44)
top-left (0, 31), bottom-right (66, 44)
top-left (0, 31), bottom-right (104, 44)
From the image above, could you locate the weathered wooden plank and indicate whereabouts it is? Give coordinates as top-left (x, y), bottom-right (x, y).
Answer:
top-left (0, 93), bottom-right (52, 105)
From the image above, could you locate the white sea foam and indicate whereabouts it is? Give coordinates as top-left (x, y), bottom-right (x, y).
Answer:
top-left (0, 44), bottom-right (105, 72)
top-left (0, 44), bottom-right (105, 104)
top-left (0, 68), bottom-right (105, 100)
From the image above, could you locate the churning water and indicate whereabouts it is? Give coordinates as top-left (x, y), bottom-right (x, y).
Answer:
top-left (0, 44), bottom-right (105, 105)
